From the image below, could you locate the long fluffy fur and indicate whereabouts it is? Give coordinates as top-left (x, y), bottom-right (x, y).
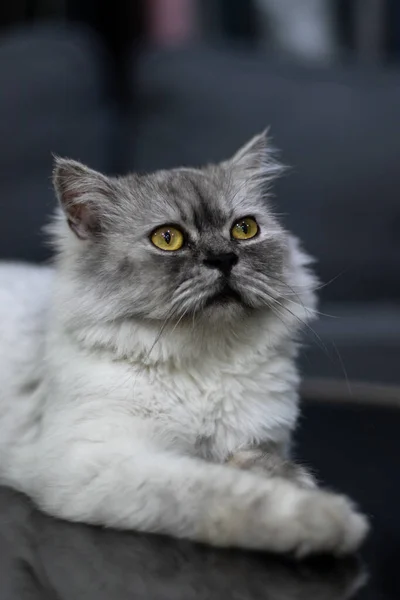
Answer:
top-left (0, 133), bottom-right (368, 556)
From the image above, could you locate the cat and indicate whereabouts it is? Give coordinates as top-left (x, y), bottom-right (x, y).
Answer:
top-left (0, 132), bottom-right (368, 557)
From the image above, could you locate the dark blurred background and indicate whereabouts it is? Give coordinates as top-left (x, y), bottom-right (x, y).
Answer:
top-left (1, 0), bottom-right (399, 388)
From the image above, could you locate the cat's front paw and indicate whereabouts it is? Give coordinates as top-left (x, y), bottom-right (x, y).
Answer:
top-left (283, 488), bottom-right (370, 558)
top-left (205, 477), bottom-right (368, 557)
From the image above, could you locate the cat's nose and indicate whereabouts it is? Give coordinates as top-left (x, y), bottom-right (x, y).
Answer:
top-left (203, 252), bottom-right (238, 276)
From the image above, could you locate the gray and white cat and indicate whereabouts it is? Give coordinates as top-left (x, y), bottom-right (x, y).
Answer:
top-left (0, 133), bottom-right (368, 556)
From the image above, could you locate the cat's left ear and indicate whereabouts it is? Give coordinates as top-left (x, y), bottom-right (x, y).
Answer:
top-left (53, 157), bottom-right (117, 240)
top-left (228, 130), bottom-right (284, 188)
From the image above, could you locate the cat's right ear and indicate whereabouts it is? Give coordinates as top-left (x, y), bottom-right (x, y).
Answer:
top-left (52, 157), bottom-right (116, 240)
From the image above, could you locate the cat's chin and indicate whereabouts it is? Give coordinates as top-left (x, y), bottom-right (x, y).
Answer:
top-left (197, 287), bottom-right (250, 324)
top-left (195, 303), bottom-right (247, 327)
top-left (203, 285), bottom-right (243, 309)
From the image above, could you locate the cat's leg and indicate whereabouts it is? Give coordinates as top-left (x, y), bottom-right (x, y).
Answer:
top-left (25, 437), bottom-right (368, 557)
top-left (227, 443), bottom-right (317, 489)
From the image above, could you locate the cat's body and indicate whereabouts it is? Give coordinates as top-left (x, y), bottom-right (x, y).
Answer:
top-left (0, 133), bottom-right (368, 556)
top-left (0, 259), bottom-right (300, 465)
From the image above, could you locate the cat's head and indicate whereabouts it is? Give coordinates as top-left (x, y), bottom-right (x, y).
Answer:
top-left (52, 132), bottom-right (302, 326)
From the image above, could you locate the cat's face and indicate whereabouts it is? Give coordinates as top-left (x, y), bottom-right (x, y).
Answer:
top-left (53, 133), bottom-right (290, 324)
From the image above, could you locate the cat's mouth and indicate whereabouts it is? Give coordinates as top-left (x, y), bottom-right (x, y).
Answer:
top-left (204, 284), bottom-right (243, 308)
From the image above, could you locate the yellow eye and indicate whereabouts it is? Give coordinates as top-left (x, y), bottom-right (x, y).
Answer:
top-left (231, 217), bottom-right (259, 240)
top-left (151, 226), bottom-right (184, 251)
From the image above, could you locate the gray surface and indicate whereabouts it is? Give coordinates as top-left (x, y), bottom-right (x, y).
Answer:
top-left (0, 485), bottom-right (364, 599)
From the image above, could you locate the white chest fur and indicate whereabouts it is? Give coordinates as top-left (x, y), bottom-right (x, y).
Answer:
top-left (48, 327), bottom-right (300, 465)
top-left (147, 356), bottom-right (299, 460)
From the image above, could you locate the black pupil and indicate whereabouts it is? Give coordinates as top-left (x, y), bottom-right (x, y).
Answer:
top-left (163, 230), bottom-right (172, 244)
top-left (240, 222), bottom-right (249, 234)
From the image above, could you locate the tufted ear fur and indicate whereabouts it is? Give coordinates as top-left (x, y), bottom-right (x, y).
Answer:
top-left (52, 157), bottom-right (117, 240)
top-left (228, 130), bottom-right (285, 192)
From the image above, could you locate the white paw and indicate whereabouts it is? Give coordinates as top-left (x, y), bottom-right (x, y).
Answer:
top-left (202, 476), bottom-right (368, 557)
top-left (285, 488), bottom-right (369, 558)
